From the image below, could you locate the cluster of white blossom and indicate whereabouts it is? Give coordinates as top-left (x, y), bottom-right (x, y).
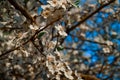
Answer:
top-left (0, 0), bottom-right (118, 79)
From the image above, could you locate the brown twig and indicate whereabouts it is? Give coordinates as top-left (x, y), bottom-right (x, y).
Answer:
top-left (67, 0), bottom-right (115, 32)
top-left (31, 40), bottom-right (46, 57)
top-left (60, 0), bottom-right (116, 44)
top-left (0, 15), bottom-right (63, 59)
top-left (0, 0), bottom-right (115, 58)
top-left (0, 27), bottom-right (22, 30)
top-left (8, 0), bottom-right (35, 24)
top-left (70, 34), bottom-right (108, 45)
top-left (80, 74), bottom-right (100, 80)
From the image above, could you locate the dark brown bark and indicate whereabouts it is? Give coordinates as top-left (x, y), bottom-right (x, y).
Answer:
top-left (8, 0), bottom-right (35, 24)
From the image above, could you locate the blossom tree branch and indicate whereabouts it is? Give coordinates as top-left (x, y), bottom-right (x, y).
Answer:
top-left (67, 0), bottom-right (116, 32)
top-left (8, 0), bottom-right (36, 24)
top-left (1, 0), bottom-right (115, 59)
top-left (59, 0), bottom-right (116, 44)
top-left (0, 15), bottom-right (63, 59)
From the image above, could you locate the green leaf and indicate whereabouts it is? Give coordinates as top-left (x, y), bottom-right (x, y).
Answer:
top-left (57, 46), bottom-right (64, 51)
top-left (74, 0), bottom-right (80, 7)
top-left (37, 31), bottom-right (46, 39)
top-left (70, 0), bottom-right (80, 8)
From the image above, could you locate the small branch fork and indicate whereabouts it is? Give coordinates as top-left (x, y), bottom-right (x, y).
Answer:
top-left (0, 0), bottom-right (116, 59)
top-left (0, 16), bottom-right (63, 58)
top-left (59, 0), bottom-right (116, 44)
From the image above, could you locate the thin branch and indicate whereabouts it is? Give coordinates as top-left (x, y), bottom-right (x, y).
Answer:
top-left (67, 0), bottom-right (115, 32)
top-left (0, 27), bottom-right (22, 30)
top-left (0, 0), bottom-right (115, 58)
top-left (53, 33), bottom-right (59, 51)
top-left (98, 60), bottom-right (106, 75)
top-left (31, 40), bottom-right (46, 57)
top-left (70, 34), bottom-right (108, 45)
top-left (60, 0), bottom-right (115, 44)
top-left (8, 0), bottom-right (35, 24)
top-left (64, 47), bottom-right (100, 51)
top-left (0, 15), bottom-right (63, 59)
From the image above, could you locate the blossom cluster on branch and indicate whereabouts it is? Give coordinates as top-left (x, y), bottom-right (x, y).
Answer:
top-left (0, 0), bottom-right (119, 80)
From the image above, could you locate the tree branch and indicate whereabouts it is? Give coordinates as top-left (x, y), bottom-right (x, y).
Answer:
top-left (59, 0), bottom-right (115, 44)
top-left (0, 15), bottom-right (63, 59)
top-left (67, 0), bottom-right (115, 32)
top-left (8, 0), bottom-right (35, 24)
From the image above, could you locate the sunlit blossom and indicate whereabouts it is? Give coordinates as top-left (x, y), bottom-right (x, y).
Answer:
top-left (41, 9), bottom-right (51, 18)
top-left (47, 0), bottom-right (59, 7)
top-left (105, 40), bottom-right (113, 46)
top-left (103, 47), bottom-right (110, 53)
top-left (41, 5), bottom-right (51, 10)
top-left (55, 24), bottom-right (67, 37)
top-left (59, 0), bottom-right (67, 10)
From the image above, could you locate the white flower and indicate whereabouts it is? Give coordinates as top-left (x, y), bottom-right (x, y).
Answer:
top-left (29, 24), bottom-right (38, 30)
top-left (41, 4), bottom-right (50, 9)
top-left (64, 70), bottom-right (73, 79)
top-left (41, 4), bottom-right (54, 11)
top-left (41, 9), bottom-right (51, 18)
top-left (55, 25), bottom-right (67, 37)
top-left (59, 0), bottom-right (67, 10)
top-left (47, 0), bottom-right (67, 10)
top-left (103, 47), bottom-right (110, 53)
top-left (105, 40), bottom-right (113, 46)
top-left (111, 31), bottom-right (117, 35)
top-left (47, 54), bottom-right (55, 62)
top-left (47, 0), bottom-right (59, 7)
